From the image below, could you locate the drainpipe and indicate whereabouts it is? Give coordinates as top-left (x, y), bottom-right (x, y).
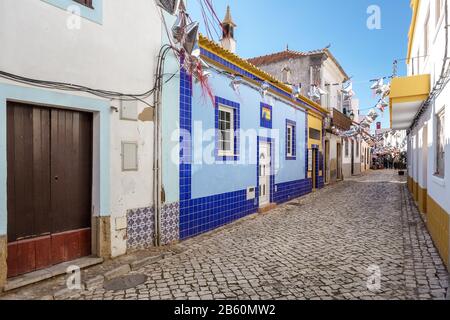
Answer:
top-left (153, 45), bottom-right (171, 247)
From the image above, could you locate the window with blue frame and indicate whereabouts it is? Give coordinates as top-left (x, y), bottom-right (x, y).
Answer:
top-left (260, 103), bottom-right (272, 129)
top-left (286, 120), bottom-right (297, 160)
top-left (73, 0), bottom-right (92, 8)
top-left (41, 0), bottom-right (103, 24)
top-left (215, 97), bottom-right (240, 161)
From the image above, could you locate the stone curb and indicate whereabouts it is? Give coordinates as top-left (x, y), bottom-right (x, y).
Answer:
top-left (104, 265), bottom-right (131, 281)
top-left (130, 254), bottom-right (163, 271)
top-left (80, 252), bottom-right (171, 292)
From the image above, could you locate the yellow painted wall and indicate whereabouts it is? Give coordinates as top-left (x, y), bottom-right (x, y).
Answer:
top-left (308, 113), bottom-right (323, 151)
top-left (407, 176), bottom-right (413, 193)
top-left (427, 195), bottom-right (449, 267)
top-left (307, 113), bottom-right (323, 179)
top-left (418, 186), bottom-right (427, 215)
top-left (413, 180), bottom-right (419, 202)
top-left (407, 174), bottom-right (448, 268)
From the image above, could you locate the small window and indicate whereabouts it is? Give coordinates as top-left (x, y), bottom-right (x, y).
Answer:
top-left (73, 0), bottom-right (93, 8)
top-left (309, 128), bottom-right (321, 141)
top-left (282, 65), bottom-right (291, 84)
top-left (435, 108), bottom-right (445, 177)
top-left (218, 105), bottom-right (234, 157)
top-left (286, 121), bottom-right (296, 159)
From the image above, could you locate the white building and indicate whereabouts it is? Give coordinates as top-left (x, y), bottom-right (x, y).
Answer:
top-left (0, 0), bottom-right (177, 290)
top-left (390, 0), bottom-right (449, 268)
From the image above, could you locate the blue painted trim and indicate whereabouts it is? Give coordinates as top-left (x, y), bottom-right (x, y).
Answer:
top-left (285, 119), bottom-right (297, 161)
top-left (260, 103), bottom-right (273, 129)
top-left (41, 0), bottom-right (103, 25)
top-left (0, 83), bottom-right (111, 235)
top-left (214, 96), bottom-right (240, 162)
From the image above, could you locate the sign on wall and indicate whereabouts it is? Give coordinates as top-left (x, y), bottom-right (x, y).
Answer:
top-left (260, 103), bottom-right (272, 129)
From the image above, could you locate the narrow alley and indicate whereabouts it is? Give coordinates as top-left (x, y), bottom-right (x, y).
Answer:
top-left (2, 171), bottom-right (447, 300)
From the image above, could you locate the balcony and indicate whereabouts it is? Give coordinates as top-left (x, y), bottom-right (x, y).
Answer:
top-left (389, 74), bottom-right (430, 130)
top-left (331, 108), bottom-right (352, 131)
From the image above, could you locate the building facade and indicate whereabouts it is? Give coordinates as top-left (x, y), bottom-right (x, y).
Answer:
top-left (248, 46), bottom-right (359, 184)
top-left (390, 0), bottom-right (450, 268)
top-left (0, 0), bottom-right (172, 289)
top-left (159, 21), bottom-right (328, 240)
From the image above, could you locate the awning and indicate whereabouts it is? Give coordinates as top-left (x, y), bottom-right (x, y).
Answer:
top-left (389, 74), bottom-right (430, 130)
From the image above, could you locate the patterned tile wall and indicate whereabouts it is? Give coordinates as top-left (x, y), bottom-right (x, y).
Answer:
top-left (161, 202), bottom-right (180, 245)
top-left (127, 207), bottom-right (154, 251)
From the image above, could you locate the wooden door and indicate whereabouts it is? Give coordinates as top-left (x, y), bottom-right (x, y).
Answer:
top-left (312, 149), bottom-right (317, 190)
top-left (351, 140), bottom-right (355, 175)
top-left (324, 140), bottom-right (330, 184)
top-left (7, 102), bottom-right (93, 278)
top-left (337, 143), bottom-right (342, 180)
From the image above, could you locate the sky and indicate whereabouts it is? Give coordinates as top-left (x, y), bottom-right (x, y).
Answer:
top-left (188, 0), bottom-right (412, 130)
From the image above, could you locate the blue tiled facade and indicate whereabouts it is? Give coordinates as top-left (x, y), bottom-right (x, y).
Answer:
top-left (178, 47), bottom-right (325, 240)
top-left (274, 179), bottom-right (312, 204)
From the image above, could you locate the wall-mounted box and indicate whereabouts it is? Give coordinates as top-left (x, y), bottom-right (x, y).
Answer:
top-left (120, 100), bottom-right (138, 121)
top-left (122, 141), bottom-right (138, 171)
top-left (247, 186), bottom-right (256, 200)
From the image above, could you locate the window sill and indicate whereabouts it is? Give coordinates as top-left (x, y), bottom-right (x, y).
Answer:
top-left (432, 174), bottom-right (445, 187)
top-left (216, 154), bottom-right (239, 162)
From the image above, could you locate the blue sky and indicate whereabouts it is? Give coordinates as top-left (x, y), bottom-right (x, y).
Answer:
top-left (188, 0), bottom-right (412, 130)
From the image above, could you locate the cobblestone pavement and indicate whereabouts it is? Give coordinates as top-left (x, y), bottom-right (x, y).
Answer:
top-left (4, 171), bottom-right (450, 300)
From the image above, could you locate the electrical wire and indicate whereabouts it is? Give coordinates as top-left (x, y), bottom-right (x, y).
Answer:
top-left (0, 69), bottom-right (179, 109)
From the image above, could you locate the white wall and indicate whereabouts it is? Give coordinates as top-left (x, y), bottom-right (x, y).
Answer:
top-left (321, 58), bottom-right (347, 112)
top-left (0, 0), bottom-right (164, 257)
top-left (407, 0), bottom-right (450, 217)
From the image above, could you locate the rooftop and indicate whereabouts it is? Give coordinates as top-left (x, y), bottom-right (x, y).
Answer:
top-left (248, 48), bottom-right (350, 81)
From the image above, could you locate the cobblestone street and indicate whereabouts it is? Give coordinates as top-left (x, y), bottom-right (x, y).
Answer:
top-left (2, 171), bottom-right (449, 300)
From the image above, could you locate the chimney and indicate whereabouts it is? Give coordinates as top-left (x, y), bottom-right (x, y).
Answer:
top-left (220, 6), bottom-right (237, 53)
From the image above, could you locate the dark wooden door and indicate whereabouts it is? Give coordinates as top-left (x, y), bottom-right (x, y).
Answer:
top-left (7, 102), bottom-right (93, 278)
top-left (351, 140), bottom-right (355, 175)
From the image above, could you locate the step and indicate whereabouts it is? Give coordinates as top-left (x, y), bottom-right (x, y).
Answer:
top-left (4, 256), bottom-right (104, 292)
top-left (258, 203), bottom-right (277, 214)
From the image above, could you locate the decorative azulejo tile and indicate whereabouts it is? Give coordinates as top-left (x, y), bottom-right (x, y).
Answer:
top-left (161, 202), bottom-right (180, 245)
top-left (127, 207), bottom-right (155, 251)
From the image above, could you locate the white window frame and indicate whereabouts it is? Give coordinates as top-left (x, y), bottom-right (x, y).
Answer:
top-left (218, 104), bottom-right (235, 157)
top-left (286, 124), bottom-right (295, 157)
top-left (435, 107), bottom-right (445, 177)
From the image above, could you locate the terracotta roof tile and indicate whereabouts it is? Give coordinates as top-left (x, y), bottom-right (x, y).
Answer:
top-left (247, 49), bottom-right (324, 66)
top-left (248, 48), bottom-right (350, 81)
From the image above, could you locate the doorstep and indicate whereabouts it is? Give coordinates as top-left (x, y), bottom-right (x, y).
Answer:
top-left (4, 256), bottom-right (103, 292)
top-left (258, 203), bottom-right (277, 214)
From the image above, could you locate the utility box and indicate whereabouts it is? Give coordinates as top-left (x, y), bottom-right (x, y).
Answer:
top-left (247, 187), bottom-right (256, 200)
